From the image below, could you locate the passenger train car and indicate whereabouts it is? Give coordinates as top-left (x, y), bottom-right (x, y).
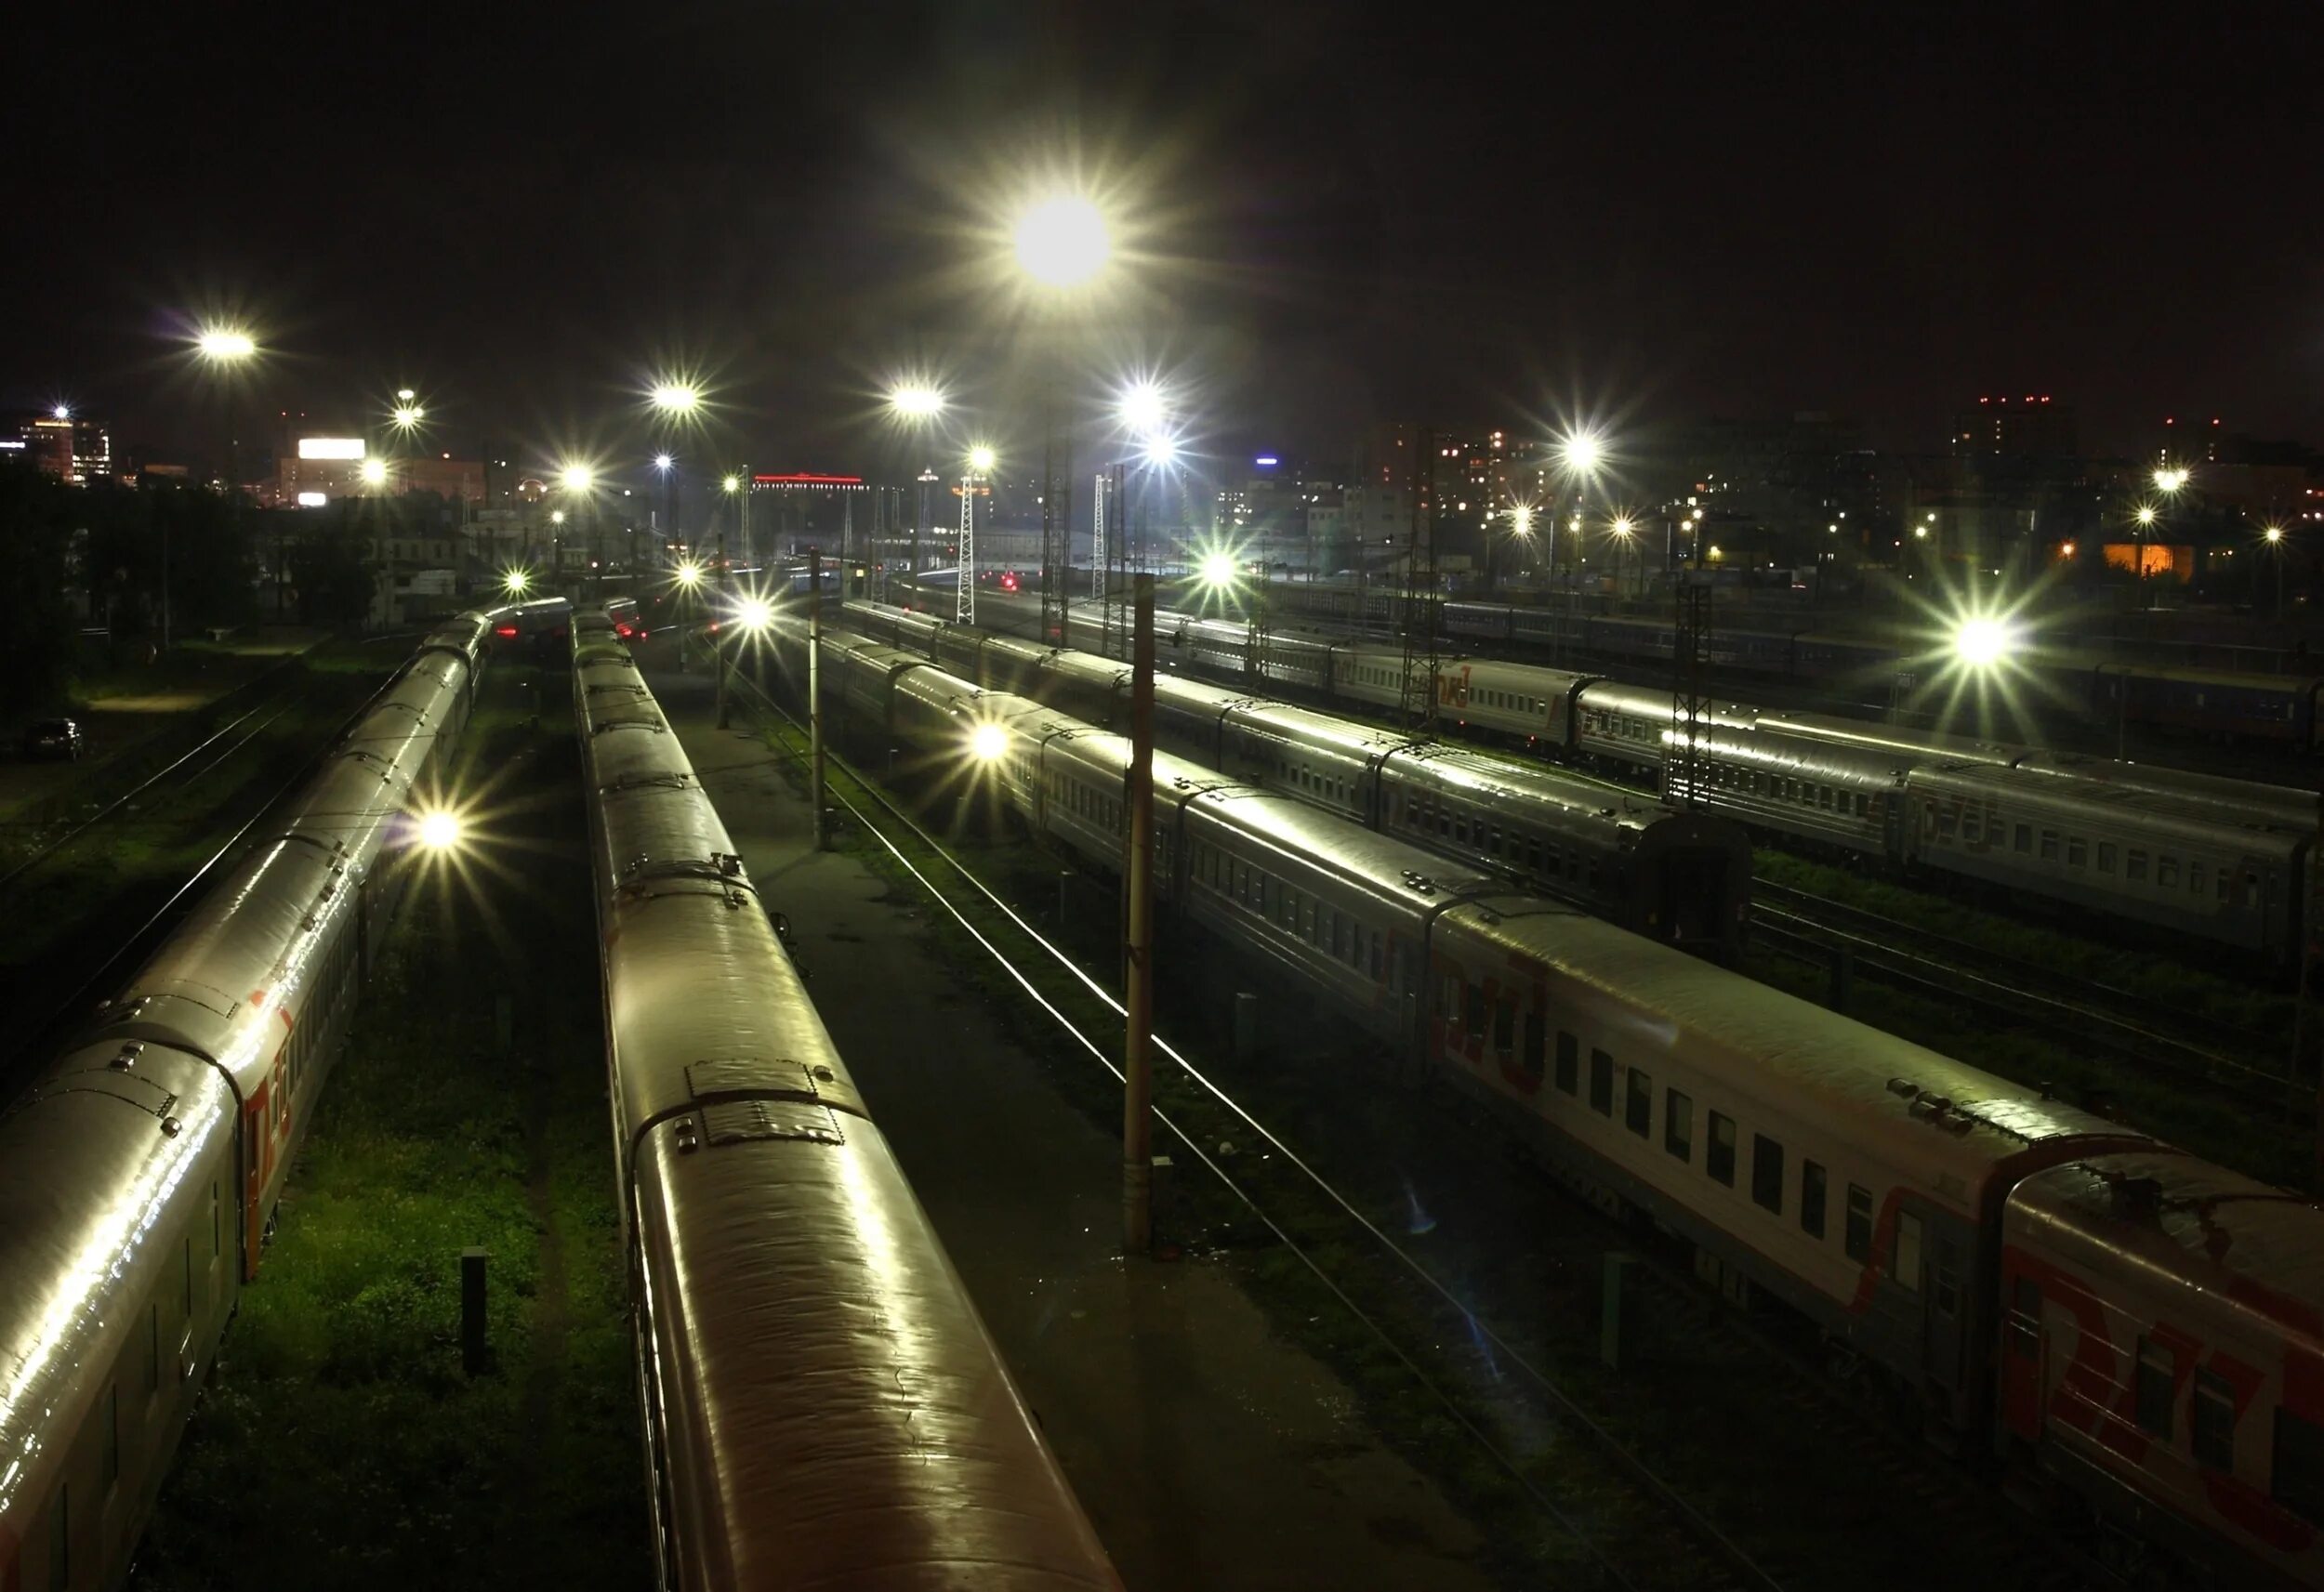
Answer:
top-left (1437, 593), bottom-right (2324, 752)
top-left (925, 595), bottom-right (2320, 966)
top-left (0, 611), bottom-right (497, 1592)
top-left (569, 612), bottom-right (1117, 1592)
top-left (792, 617), bottom-right (2324, 1590)
top-left (843, 603), bottom-right (1752, 957)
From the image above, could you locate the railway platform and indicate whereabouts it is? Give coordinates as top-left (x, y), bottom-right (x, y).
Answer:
top-left (650, 668), bottom-right (1495, 1592)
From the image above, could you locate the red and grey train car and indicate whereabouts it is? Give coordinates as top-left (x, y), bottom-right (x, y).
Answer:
top-left (812, 634), bottom-right (2324, 1588)
top-left (0, 612), bottom-right (495, 1592)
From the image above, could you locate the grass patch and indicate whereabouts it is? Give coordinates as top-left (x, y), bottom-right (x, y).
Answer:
top-left (130, 665), bottom-right (646, 1592)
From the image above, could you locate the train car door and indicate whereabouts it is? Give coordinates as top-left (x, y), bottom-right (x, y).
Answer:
top-left (1999, 1270), bottom-right (2046, 1445)
top-left (241, 1086), bottom-right (271, 1280)
top-left (1919, 1215), bottom-right (1974, 1406)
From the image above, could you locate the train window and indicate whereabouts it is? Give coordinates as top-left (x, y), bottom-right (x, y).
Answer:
top-left (2136, 1338), bottom-right (2175, 1440)
top-left (1438, 809), bottom-right (1451, 837)
top-left (1371, 932), bottom-right (1384, 980)
top-left (2014, 823), bottom-right (2032, 853)
top-left (2040, 831), bottom-right (2058, 861)
top-left (1855, 794), bottom-right (1870, 818)
top-left (1934, 804), bottom-right (1951, 835)
top-left (1893, 1211), bottom-right (1923, 1292)
top-left (1455, 815), bottom-right (1471, 844)
top-left (1589, 1049), bottom-right (1614, 1115)
top-left (2158, 857), bottom-right (2179, 888)
top-left (2245, 872), bottom-right (2261, 907)
top-left (1555, 1032), bottom-right (1578, 1094)
top-left (1528, 840), bottom-right (1544, 873)
top-left (1464, 983), bottom-right (1486, 1038)
top-left (1801, 1161), bottom-right (1827, 1237)
top-left (1625, 1069), bottom-right (1652, 1137)
top-left (1664, 1090), bottom-right (1692, 1161)
top-left (1751, 1135), bottom-right (1784, 1213)
top-left (2127, 850), bottom-right (2148, 882)
top-left (1522, 1014), bottom-right (1545, 1085)
top-left (2067, 838), bottom-right (2087, 868)
top-left (1934, 1239), bottom-right (1961, 1316)
top-left (2008, 1278), bottom-right (2040, 1359)
top-left (1707, 1113), bottom-right (1736, 1185)
top-left (2189, 863), bottom-right (2205, 898)
top-left (1819, 786), bottom-right (1834, 811)
top-left (1845, 1185), bottom-right (1873, 1262)
top-left (2220, 872), bottom-right (2234, 903)
top-left (2194, 1369), bottom-right (2236, 1472)
top-left (2098, 843), bottom-right (2117, 874)
top-left (1961, 811), bottom-right (1981, 842)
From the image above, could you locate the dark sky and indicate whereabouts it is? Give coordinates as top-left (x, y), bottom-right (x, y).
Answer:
top-left (6, 2), bottom-right (2319, 473)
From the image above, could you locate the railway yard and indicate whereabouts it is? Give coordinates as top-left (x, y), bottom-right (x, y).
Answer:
top-left (6, 594), bottom-right (2323, 1592)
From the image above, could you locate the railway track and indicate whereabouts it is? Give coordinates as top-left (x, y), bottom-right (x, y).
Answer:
top-left (722, 667), bottom-right (2104, 1592)
top-left (1747, 881), bottom-right (2304, 1114)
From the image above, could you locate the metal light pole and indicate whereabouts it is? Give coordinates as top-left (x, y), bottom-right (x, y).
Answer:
top-left (809, 546), bottom-right (827, 850)
top-left (1123, 572), bottom-right (1156, 1254)
top-left (715, 533), bottom-right (733, 730)
top-left (914, 469), bottom-right (937, 607)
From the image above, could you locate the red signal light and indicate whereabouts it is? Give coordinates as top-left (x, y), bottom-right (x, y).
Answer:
top-left (494, 625), bottom-right (519, 638)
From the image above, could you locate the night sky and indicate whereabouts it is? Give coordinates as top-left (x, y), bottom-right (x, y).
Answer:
top-left (6, 3), bottom-right (2319, 471)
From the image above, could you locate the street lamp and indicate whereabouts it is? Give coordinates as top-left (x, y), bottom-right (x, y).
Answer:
top-left (888, 386), bottom-right (948, 600)
top-left (1014, 195), bottom-right (1111, 287)
top-left (361, 457), bottom-right (389, 489)
top-left (1117, 382), bottom-right (1167, 437)
top-left (958, 446), bottom-right (996, 624)
top-left (1610, 513), bottom-right (1637, 598)
top-left (2265, 524), bottom-right (2289, 621)
top-left (188, 323), bottom-right (260, 641)
top-left (195, 327), bottom-right (257, 362)
top-left (1953, 616), bottom-right (2017, 668)
top-left (1012, 191), bottom-right (1115, 643)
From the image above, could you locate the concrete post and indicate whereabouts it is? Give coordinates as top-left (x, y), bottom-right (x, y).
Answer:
top-left (1601, 1250), bottom-right (1638, 1372)
top-left (810, 547), bottom-right (826, 851)
top-left (1123, 576), bottom-right (1156, 1256)
top-left (461, 1247), bottom-right (489, 1375)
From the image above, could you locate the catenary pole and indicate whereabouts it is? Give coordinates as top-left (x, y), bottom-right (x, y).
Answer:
top-left (1123, 574), bottom-right (1156, 1253)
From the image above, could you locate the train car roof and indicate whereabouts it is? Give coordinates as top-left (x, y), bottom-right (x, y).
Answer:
top-left (1445, 901), bottom-right (2149, 1197)
top-left (2008, 1151), bottom-right (2324, 1349)
top-left (1908, 761), bottom-right (2311, 851)
top-left (2008, 751), bottom-right (2321, 830)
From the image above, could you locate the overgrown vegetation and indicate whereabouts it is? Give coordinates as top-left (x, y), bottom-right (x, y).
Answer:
top-left (132, 665), bottom-right (645, 1592)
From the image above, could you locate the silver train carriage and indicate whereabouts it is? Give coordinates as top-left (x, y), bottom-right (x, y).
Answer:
top-left (571, 615), bottom-right (1116, 1592)
top-left (0, 612), bottom-right (495, 1592)
top-left (824, 627), bottom-right (2324, 1587)
top-left (847, 604), bottom-right (1750, 956)
top-left (883, 597), bottom-right (2324, 964)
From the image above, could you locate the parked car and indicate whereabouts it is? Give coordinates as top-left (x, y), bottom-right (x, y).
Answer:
top-left (21, 717), bottom-right (84, 761)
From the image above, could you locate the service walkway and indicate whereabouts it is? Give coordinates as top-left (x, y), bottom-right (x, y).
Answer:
top-left (652, 669), bottom-right (1494, 1592)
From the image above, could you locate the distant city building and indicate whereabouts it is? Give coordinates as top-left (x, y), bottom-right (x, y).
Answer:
top-left (1954, 395), bottom-right (2076, 460)
top-left (13, 408), bottom-right (111, 484)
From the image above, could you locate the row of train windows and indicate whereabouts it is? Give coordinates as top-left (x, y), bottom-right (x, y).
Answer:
top-left (1584, 712), bottom-right (1661, 744)
top-left (1051, 775), bottom-right (1123, 833)
top-left (1703, 763), bottom-right (1874, 818)
top-left (1393, 798), bottom-right (1597, 888)
top-left (37, 1187), bottom-right (223, 1591)
top-left (2009, 1285), bottom-right (2324, 1521)
top-left (1280, 759), bottom-right (1355, 807)
top-left (1450, 992), bottom-right (1907, 1275)
top-left (1471, 688), bottom-right (1549, 717)
top-left (1193, 842), bottom-right (1389, 982)
top-left (1932, 807), bottom-right (2261, 905)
